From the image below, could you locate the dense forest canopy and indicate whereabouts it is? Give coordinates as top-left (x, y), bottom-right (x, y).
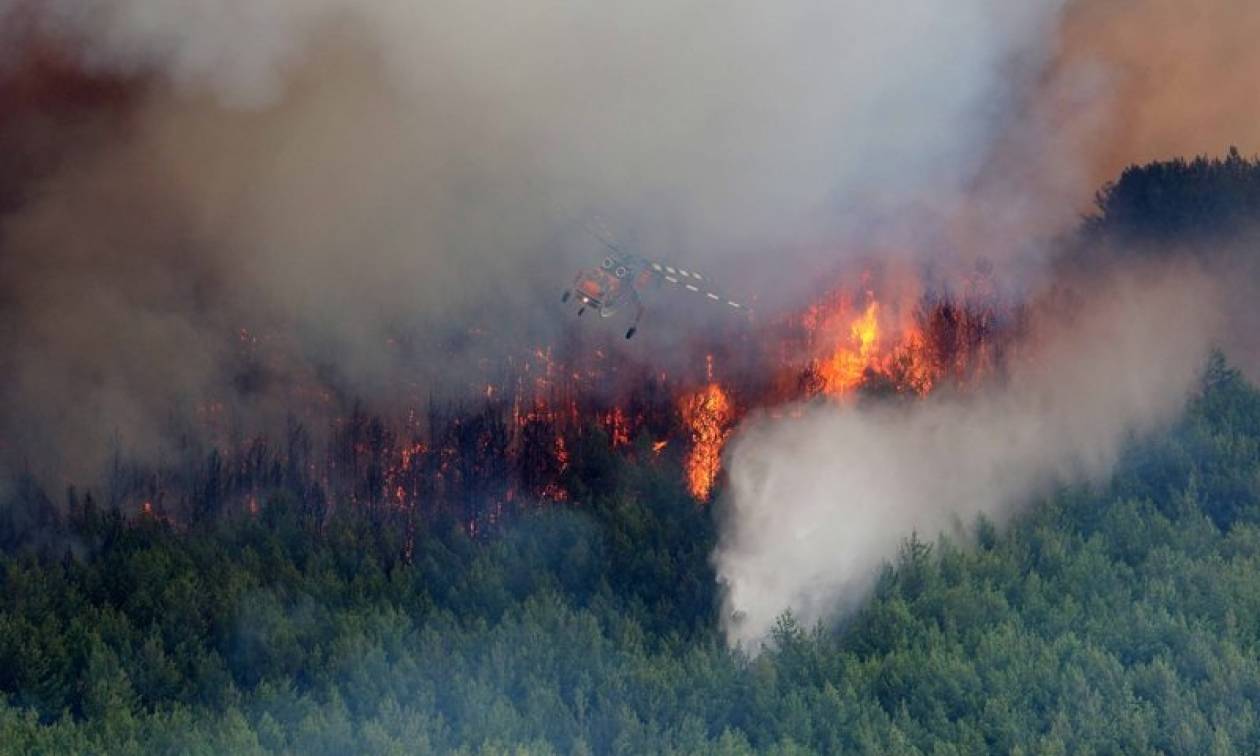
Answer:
top-left (2, 354), bottom-right (1260, 753)
top-left (2, 157), bottom-right (1260, 753)
top-left (1087, 149), bottom-right (1260, 244)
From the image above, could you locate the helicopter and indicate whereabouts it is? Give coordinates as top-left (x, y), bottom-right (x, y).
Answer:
top-left (561, 230), bottom-right (747, 339)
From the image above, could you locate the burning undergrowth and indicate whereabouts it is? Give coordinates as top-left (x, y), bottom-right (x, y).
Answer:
top-left (72, 257), bottom-right (1018, 536)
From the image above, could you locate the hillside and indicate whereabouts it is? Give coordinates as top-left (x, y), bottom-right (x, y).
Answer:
top-left (4, 156), bottom-right (1260, 753)
top-left (0, 356), bottom-right (1258, 754)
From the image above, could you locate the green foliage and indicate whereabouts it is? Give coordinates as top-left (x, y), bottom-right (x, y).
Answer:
top-left (4, 359), bottom-right (1260, 751)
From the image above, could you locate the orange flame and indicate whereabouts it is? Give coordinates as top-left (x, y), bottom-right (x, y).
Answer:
top-left (604, 407), bottom-right (631, 447)
top-left (680, 378), bottom-right (733, 502)
top-left (541, 434), bottom-right (570, 502)
top-left (802, 280), bottom-right (944, 401)
top-left (817, 299), bottom-right (880, 397)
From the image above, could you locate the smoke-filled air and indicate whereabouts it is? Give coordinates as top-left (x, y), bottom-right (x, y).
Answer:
top-left (717, 265), bottom-right (1222, 648)
top-left (3, 0), bottom-right (1068, 479)
top-left (5, 0), bottom-right (1260, 751)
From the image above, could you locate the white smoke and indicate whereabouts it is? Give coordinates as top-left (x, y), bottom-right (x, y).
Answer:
top-left (715, 263), bottom-right (1222, 650)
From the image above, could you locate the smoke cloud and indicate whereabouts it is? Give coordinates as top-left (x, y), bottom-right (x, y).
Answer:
top-left (2, 0), bottom-right (1259, 486)
top-left (715, 263), bottom-right (1222, 650)
top-left (940, 0), bottom-right (1260, 270)
top-left (2, 0), bottom-right (1072, 480)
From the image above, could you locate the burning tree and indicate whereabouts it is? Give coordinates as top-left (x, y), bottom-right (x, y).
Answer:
top-left (680, 381), bottom-right (734, 502)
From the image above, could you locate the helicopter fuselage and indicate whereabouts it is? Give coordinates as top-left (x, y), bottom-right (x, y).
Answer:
top-left (566, 254), bottom-right (655, 316)
top-left (562, 249), bottom-right (742, 339)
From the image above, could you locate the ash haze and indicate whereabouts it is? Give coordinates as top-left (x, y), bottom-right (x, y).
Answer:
top-left (0, 0), bottom-right (1258, 483)
top-left (715, 264), bottom-right (1223, 650)
top-left (2, 0), bottom-right (1072, 480)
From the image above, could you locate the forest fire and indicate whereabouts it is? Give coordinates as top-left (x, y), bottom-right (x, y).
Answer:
top-left (798, 281), bottom-right (942, 401)
top-left (96, 263), bottom-right (1008, 528)
top-left (671, 277), bottom-right (960, 500)
top-left (0, 34), bottom-right (1006, 519)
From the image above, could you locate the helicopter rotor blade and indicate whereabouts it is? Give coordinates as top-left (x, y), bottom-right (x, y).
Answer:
top-left (584, 217), bottom-right (625, 255)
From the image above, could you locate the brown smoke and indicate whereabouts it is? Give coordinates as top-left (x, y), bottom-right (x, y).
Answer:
top-left (1061, 0), bottom-right (1260, 185)
top-left (942, 0), bottom-right (1260, 274)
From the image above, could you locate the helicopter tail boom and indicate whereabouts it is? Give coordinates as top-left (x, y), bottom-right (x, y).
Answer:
top-left (649, 261), bottom-right (747, 311)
